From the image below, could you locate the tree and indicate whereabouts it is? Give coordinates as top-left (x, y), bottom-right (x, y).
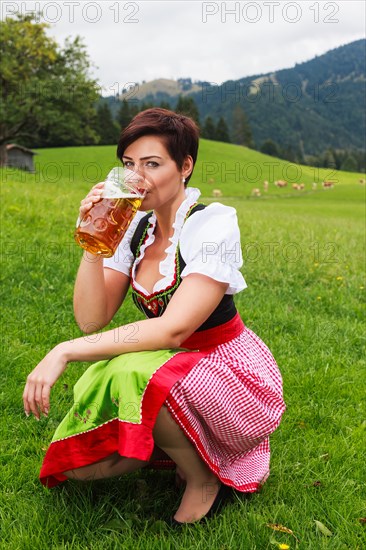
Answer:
top-left (280, 145), bottom-right (297, 163)
top-left (340, 154), bottom-right (358, 172)
top-left (322, 149), bottom-right (337, 169)
top-left (215, 117), bottom-right (231, 143)
top-left (175, 96), bottom-right (200, 126)
top-left (332, 149), bottom-right (344, 170)
top-left (353, 149), bottom-right (366, 173)
top-left (231, 105), bottom-right (253, 148)
top-left (260, 139), bottom-right (280, 157)
top-left (202, 116), bottom-right (216, 140)
top-left (159, 100), bottom-right (171, 110)
top-left (94, 104), bottom-right (120, 145)
top-left (0, 14), bottom-right (99, 164)
top-left (139, 101), bottom-right (155, 112)
top-left (117, 99), bottom-right (132, 130)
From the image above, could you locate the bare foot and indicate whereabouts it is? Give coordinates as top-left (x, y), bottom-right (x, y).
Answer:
top-left (173, 475), bottom-right (221, 523)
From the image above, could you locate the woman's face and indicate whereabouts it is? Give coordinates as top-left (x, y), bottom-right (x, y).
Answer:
top-left (122, 135), bottom-right (192, 211)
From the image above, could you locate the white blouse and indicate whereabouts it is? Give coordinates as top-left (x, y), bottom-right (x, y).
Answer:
top-left (103, 187), bottom-right (247, 295)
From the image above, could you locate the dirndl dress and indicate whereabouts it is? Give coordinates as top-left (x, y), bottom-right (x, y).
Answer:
top-left (40, 187), bottom-right (286, 492)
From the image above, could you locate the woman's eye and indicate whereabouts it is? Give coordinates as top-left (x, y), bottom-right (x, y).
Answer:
top-left (124, 161), bottom-right (134, 167)
top-left (146, 161), bottom-right (159, 167)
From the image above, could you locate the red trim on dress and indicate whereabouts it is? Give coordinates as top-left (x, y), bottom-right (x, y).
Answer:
top-left (181, 312), bottom-right (244, 350)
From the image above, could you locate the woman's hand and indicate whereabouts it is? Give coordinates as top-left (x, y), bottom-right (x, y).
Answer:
top-left (78, 182), bottom-right (104, 222)
top-left (23, 344), bottom-right (69, 420)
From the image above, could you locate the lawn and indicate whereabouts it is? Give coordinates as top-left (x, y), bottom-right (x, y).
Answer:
top-left (1, 142), bottom-right (365, 549)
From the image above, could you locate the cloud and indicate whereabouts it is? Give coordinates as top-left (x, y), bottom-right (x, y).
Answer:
top-left (2, 0), bottom-right (365, 89)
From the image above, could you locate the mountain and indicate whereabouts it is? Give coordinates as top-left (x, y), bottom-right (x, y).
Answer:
top-left (119, 77), bottom-right (203, 100)
top-left (212, 38), bottom-right (366, 155)
top-left (105, 40), bottom-right (366, 155)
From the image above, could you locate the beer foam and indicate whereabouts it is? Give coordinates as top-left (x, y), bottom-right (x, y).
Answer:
top-left (102, 192), bottom-right (140, 199)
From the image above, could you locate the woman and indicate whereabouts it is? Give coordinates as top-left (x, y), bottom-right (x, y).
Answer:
top-left (23, 108), bottom-right (285, 525)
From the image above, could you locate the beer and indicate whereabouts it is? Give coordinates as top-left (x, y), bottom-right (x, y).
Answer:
top-left (74, 194), bottom-right (143, 257)
top-left (74, 167), bottom-right (147, 257)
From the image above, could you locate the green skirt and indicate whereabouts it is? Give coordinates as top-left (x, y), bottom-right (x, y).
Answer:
top-left (40, 347), bottom-right (209, 487)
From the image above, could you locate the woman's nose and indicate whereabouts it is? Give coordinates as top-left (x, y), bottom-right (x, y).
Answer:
top-left (127, 168), bottom-right (152, 193)
top-left (128, 163), bottom-right (144, 178)
top-left (135, 165), bottom-right (145, 176)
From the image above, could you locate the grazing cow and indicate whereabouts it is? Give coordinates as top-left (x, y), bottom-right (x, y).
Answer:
top-left (312, 182), bottom-right (317, 190)
top-left (275, 180), bottom-right (287, 188)
top-left (359, 178), bottom-right (365, 185)
top-left (322, 181), bottom-right (334, 189)
top-left (251, 188), bottom-right (261, 197)
top-left (292, 183), bottom-right (300, 190)
top-left (263, 180), bottom-right (269, 191)
top-left (212, 189), bottom-right (223, 197)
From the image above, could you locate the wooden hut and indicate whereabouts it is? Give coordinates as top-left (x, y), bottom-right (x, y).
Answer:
top-left (5, 144), bottom-right (36, 172)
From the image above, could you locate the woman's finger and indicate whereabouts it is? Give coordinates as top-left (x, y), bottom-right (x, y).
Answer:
top-left (92, 181), bottom-right (104, 190)
top-left (80, 193), bottom-right (102, 208)
top-left (86, 187), bottom-right (104, 201)
top-left (23, 382), bottom-right (31, 417)
top-left (79, 200), bottom-right (93, 212)
top-left (78, 185), bottom-right (104, 218)
top-left (26, 379), bottom-right (40, 420)
top-left (85, 183), bottom-right (104, 201)
top-left (34, 380), bottom-right (43, 418)
top-left (41, 384), bottom-right (51, 416)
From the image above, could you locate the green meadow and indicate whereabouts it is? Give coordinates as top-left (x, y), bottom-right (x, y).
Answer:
top-left (1, 140), bottom-right (365, 549)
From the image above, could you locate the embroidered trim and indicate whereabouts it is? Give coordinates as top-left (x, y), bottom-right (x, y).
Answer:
top-left (131, 201), bottom-right (202, 316)
top-left (131, 247), bottom-right (181, 316)
top-left (135, 220), bottom-right (151, 263)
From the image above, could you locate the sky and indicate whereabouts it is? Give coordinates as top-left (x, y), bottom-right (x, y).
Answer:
top-left (2, 1), bottom-right (365, 95)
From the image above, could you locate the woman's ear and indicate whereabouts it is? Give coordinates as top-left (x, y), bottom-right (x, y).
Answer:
top-left (182, 155), bottom-right (194, 179)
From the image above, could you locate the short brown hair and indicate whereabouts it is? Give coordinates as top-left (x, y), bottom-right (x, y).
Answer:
top-left (117, 108), bottom-right (199, 185)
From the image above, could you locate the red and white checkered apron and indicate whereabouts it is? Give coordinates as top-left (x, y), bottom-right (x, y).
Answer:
top-left (164, 323), bottom-right (285, 493)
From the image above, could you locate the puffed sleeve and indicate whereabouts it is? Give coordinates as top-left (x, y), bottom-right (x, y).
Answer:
top-left (180, 203), bottom-right (247, 294)
top-left (103, 210), bottom-right (147, 275)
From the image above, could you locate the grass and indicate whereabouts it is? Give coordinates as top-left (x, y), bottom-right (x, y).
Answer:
top-left (1, 141), bottom-right (365, 549)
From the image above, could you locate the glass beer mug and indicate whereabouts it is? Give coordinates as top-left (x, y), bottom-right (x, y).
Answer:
top-left (74, 167), bottom-right (147, 258)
